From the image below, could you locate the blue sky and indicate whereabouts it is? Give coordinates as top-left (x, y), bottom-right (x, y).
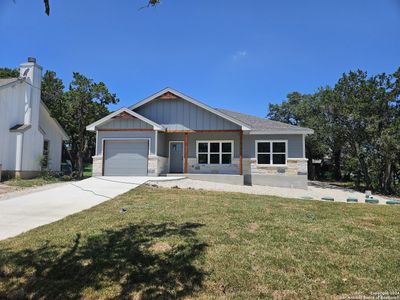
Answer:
top-left (1, 0), bottom-right (399, 117)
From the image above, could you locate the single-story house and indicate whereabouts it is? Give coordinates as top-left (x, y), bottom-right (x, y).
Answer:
top-left (87, 88), bottom-right (313, 188)
top-left (0, 58), bottom-right (68, 179)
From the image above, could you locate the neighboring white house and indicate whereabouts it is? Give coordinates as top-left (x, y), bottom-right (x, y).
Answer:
top-left (0, 58), bottom-right (68, 179)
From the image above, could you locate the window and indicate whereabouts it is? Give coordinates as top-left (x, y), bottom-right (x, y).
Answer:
top-left (197, 141), bottom-right (233, 165)
top-left (256, 141), bottom-right (287, 165)
top-left (42, 140), bottom-right (49, 168)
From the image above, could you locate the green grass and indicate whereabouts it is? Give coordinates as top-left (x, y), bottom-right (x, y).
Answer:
top-left (83, 163), bottom-right (92, 178)
top-left (4, 176), bottom-right (62, 188)
top-left (0, 186), bottom-right (399, 299)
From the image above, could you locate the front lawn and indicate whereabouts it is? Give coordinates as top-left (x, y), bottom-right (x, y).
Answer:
top-left (4, 176), bottom-right (63, 188)
top-left (0, 186), bottom-right (399, 299)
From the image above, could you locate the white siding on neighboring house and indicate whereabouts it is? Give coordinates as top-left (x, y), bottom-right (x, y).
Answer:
top-left (0, 83), bottom-right (25, 170)
top-left (0, 59), bottom-right (68, 175)
top-left (39, 104), bottom-right (64, 171)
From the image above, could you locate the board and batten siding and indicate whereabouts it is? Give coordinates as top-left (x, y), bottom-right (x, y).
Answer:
top-left (163, 132), bottom-right (241, 158)
top-left (96, 131), bottom-right (156, 156)
top-left (97, 118), bottom-right (152, 129)
top-left (134, 98), bottom-right (240, 131)
top-left (243, 134), bottom-right (304, 158)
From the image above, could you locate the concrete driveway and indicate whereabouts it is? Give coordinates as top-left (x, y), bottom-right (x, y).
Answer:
top-left (0, 176), bottom-right (182, 240)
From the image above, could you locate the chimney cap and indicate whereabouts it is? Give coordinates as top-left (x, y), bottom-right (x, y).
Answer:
top-left (27, 57), bottom-right (36, 63)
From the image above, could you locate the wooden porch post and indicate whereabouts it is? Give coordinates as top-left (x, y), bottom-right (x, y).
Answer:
top-left (184, 132), bottom-right (188, 173)
top-left (240, 130), bottom-right (243, 175)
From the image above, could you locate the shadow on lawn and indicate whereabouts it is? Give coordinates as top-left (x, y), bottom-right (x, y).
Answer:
top-left (0, 222), bottom-right (207, 299)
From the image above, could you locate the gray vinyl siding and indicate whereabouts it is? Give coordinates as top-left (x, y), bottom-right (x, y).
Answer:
top-left (134, 98), bottom-right (240, 130)
top-left (98, 118), bottom-right (152, 129)
top-left (97, 131), bottom-right (155, 156)
top-left (243, 134), bottom-right (304, 158)
top-left (157, 132), bottom-right (167, 157)
top-left (164, 132), bottom-right (241, 158)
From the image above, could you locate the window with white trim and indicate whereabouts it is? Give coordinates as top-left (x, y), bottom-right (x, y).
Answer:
top-left (256, 141), bottom-right (287, 165)
top-left (197, 141), bottom-right (233, 164)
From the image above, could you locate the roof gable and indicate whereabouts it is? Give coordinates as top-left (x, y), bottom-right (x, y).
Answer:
top-left (86, 107), bottom-right (164, 131)
top-left (130, 88), bottom-right (251, 131)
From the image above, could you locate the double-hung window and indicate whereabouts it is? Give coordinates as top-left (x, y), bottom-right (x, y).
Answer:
top-left (42, 140), bottom-right (49, 169)
top-left (256, 141), bottom-right (287, 165)
top-left (197, 141), bottom-right (233, 165)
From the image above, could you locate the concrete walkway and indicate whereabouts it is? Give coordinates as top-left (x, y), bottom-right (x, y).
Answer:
top-left (152, 178), bottom-right (398, 205)
top-left (0, 176), bottom-right (182, 240)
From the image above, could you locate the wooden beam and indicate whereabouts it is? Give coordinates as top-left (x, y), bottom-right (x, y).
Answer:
top-left (112, 111), bottom-right (137, 120)
top-left (97, 128), bottom-right (153, 132)
top-left (240, 130), bottom-right (243, 175)
top-left (156, 91), bottom-right (180, 100)
top-left (184, 132), bottom-right (188, 173)
top-left (102, 140), bottom-right (105, 176)
top-left (165, 129), bottom-right (241, 133)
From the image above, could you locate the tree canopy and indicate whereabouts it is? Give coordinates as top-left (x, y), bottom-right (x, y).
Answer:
top-left (0, 68), bottom-right (19, 78)
top-left (41, 71), bottom-right (119, 177)
top-left (268, 68), bottom-right (400, 195)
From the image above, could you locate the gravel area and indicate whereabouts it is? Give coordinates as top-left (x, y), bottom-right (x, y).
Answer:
top-left (149, 178), bottom-right (398, 205)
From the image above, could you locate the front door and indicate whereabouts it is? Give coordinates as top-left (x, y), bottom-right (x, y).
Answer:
top-left (169, 142), bottom-right (184, 173)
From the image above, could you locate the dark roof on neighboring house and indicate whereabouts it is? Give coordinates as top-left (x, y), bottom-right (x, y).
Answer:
top-left (9, 124), bottom-right (31, 132)
top-left (216, 108), bottom-right (313, 134)
top-left (0, 78), bottom-right (20, 87)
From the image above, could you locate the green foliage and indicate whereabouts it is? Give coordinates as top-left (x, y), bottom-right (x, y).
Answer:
top-left (0, 68), bottom-right (19, 78)
top-left (268, 68), bottom-right (400, 195)
top-left (41, 71), bottom-right (65, 121)
top-left (41, 71), bottom-right (118, 178)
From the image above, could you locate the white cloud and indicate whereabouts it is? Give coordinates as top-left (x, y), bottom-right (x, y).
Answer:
top-left (232, 50), bottom-right (247, 60)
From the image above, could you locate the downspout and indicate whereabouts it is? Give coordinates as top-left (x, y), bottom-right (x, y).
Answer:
top-left (15, 132), bottom-right (24, 178)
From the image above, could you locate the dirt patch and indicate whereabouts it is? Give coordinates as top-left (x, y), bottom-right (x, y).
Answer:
top-left (228, 231), bottom-right (238, 240)
top-left (0, 184), bottom-right (18, 196)
top-left (247, 223), bottom-right (259, 233)
top-left (149, 241), bottom-right (172, 253)
top-left (272, 290), bottom-right (298, 299)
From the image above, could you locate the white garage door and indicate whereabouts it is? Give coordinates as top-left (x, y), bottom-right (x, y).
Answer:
top-left (104, 140), bottom-right (148, 176)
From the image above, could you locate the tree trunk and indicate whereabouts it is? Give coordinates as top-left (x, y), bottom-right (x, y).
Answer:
top-left (383, 162), bottom-right (393, 194)
top-left (358, 156), bottom-right (372, 189)
top-left (332, 148), bottom-right (342, 180)
top-left (77, 151), bottom-right (84, 178)
top-left (351, 141), bottom-right (372, 189)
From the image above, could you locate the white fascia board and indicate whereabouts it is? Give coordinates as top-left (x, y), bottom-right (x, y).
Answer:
top-left (40, 101), bottom-right (69, 140)
top-left (86, 107), bottom-right (164, 131)
top-left (0, 78), bottom-right (24, 91)
top-left (129, 87), bottom-right (252, 131)
top-left (249, 129), bottom-right (314, 135)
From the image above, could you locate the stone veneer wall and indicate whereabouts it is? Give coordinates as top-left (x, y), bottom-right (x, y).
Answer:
top-left (186, 157), bottom-right (307, 176)
top-left (157, 156), bottom-right (168, 174)
top-left (92, 155), bottom-right (103, 176)
top-left (244, 158), bottom-right (308, 176)
top-left (187, 158), bottom-right (240, 174)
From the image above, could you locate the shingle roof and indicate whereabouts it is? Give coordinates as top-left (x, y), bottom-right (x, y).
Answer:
top-left (0, 78), bottom-right (20, 87)
top-left (216, 108), bottom-right (313, 133)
